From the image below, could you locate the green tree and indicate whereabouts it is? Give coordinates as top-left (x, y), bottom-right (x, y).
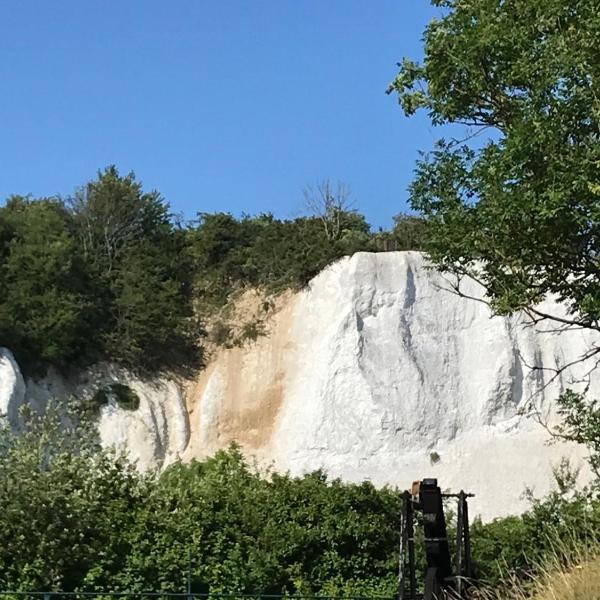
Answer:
top-left (389, 0), bottom-right (600, 332)
top-left (69, 167), bottom-right (200, 373)
top-left (70, 166), bottom-right (170, 276)
top-left (0, 197), bottom-right (97, 371)
top-left (391, 214), bottom-right (429, 251)
top-left (389, 0), bottom-right (600, 477)
top-left (0, 401), bottom-right (144, 592)
top-left (105, 235), bottom-right (200, 372)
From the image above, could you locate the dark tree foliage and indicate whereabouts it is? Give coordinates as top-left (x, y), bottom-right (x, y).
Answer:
top-left (190, 211), bottom-right (374, 308)
top-left (71, 167), bottom-right (200, 373)
top-left (0, 168), bottom-right (200, 375)
top-left (391, 214), bottom-right (429, 251)
top-left (0, 197), bottom-right (98, 372)
top-left (70, 166), bottom-right (171, 276)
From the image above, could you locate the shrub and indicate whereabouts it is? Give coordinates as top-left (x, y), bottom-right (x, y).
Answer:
top-left (91, 383), bottom-right (140, 412)
top-left (109, 383), bottom-right (140, 410)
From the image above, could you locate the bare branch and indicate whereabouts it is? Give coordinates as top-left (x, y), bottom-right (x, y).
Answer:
top-left (303, 179), bottom-right (353, 242)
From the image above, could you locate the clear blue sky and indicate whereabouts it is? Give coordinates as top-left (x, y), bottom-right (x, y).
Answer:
top-left (0, 1), bottom-right (444, 229)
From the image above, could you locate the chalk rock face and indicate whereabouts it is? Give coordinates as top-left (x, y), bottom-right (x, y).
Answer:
top-left (2, 252), bottom-right (599, 519)
top-left (185, 252), bottom-right (600, 520)
top-left (13, 364), bottom-right (189, 470)
top-left (0, 348), bottom-right (26, 425)
top-left (96, 377), bottom-right (189, 469)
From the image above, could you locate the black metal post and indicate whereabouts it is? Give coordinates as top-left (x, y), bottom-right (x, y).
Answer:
top-left (463, 495), bottom-right (472, 579)
top-left (455, 491), bottom-right (464, 598)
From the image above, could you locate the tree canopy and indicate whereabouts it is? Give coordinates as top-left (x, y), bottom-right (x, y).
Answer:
top-left (0, 197), bottom-right (98, 369)
top-left (389, 0), bottom-right (600, 472)
top-left (389, 0), bottom-right (600, 335)
top-left (0, 168), bottom-right (200, 374)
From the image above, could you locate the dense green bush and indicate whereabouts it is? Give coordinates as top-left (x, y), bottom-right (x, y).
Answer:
top-left (1, 406), bottom-right (599, 595)
top-left (0, 411), bottom-right (401, 595)
top-left (91, 384), bottom-right (140, 412)
top-left (189, 212), bottom-right (374, 305)
top-left (470, 480), bottom-right (600, 588)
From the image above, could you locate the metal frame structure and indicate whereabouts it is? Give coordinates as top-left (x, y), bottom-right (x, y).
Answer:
top-left (398, 479), bottom-right (474, 600)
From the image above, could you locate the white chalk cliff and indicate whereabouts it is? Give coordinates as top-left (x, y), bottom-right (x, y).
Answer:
top-left (1, 252), bottom-right (598, 520)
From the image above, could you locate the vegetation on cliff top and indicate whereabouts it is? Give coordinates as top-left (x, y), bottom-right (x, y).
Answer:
top-left (0, 168), bottom-right (427, 375)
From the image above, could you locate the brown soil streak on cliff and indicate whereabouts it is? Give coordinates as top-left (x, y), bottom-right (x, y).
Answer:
top-left (183, 291), bottom-right (297, 459)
